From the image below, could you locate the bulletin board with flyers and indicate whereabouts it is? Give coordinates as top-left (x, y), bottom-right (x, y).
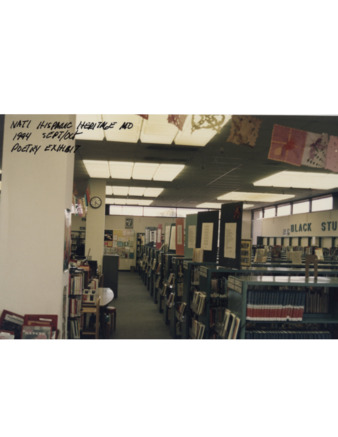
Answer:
top-left (104, 229), bottom-right (135, 260)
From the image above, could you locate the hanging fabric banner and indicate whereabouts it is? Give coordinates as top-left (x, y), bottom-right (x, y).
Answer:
top-left (301, 132), bottom-right (329, 169)
top-left (168, 114), bottom-right (187, 131)
top-left (226, 115), bottom-right (262, 147)
top-left (268, 124), bottom-right (307, 166)
top-left (325, 135), bottom-right (338, 172)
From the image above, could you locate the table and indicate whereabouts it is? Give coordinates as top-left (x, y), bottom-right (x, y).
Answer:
top-left (97, 287), bottom-right (114, 307)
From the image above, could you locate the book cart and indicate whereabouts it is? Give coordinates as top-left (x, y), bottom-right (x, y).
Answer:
top-left (68, 267), bottom-right (85, 339)
top-left (168, 256), bottom-right (191, 338)
top-left (226, 275), bottom-right (338, 339)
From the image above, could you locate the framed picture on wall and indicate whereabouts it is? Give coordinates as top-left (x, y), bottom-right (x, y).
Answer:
top-left (125, 217), bottom-right (134, 229)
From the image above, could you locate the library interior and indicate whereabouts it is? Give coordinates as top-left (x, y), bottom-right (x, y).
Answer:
top-left (2, 113), bottom-right (338, 339)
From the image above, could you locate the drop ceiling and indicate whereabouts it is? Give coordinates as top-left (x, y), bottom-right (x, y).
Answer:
top-left (73, 115), bottom-right (338, 210)
top-left (2, 115), bottom-right (338, 210)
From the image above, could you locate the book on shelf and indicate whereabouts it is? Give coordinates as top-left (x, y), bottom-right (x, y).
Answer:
top-left (21, 324), bottom-right (52, 339)
top-left (0, 310), bottom-right (24, 339)
top-left (191, 291), bottom-right (206, 315)
top-left (246, 289), bottom-right (307, 322)
top-left (231, 316), bottom-right (241, 339)
top-left (191, 319), bottom-right (205, 339)
top-left (23, 314), bottom-right (58, 339)
top-left (166, 292), bottom-right (175, 308)
top-left (0, 330), bottom-right (15, 339)
top-left (227, 314), bottom-right (236, 339)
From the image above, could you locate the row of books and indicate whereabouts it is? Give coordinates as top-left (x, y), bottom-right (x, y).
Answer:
top-left (246, 290), bottom-right (307, 321)
top-left (175, 302), bottom-right (187, 322)
top-left (245, 330), bottom-right (332, 339)
top-left (305, 290), bottom-right (329, 313)
top-left (70, 273), bottom-right (84, 295)
top-left (191, 319), bottom-right (205, 339)
top-left (69, 319), bottom-right (81, 339)
top-left (190, 291), bottom-right (207, 315)
top-left (69, 297), bottom-right (82, 317)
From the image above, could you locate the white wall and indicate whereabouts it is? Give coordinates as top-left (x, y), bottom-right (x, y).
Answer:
top-left (252, 209), bottom-right (338, 243)
top-left (0, 115), bottom-right (75, 333)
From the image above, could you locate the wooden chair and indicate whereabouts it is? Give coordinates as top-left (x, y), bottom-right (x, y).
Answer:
top-left (305, 254), bottom-right (318, 280)
top-left (81, 296), bottom-right (101, 339)
top-left (105, 306), bottom-right (116, 338)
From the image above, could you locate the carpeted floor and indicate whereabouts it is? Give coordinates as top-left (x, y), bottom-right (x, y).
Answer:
top-left (108, 271), bottom-right (172, 339)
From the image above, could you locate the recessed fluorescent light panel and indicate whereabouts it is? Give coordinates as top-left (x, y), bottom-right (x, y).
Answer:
top-left (153, 164), bottom-right (185, 181)
top-left (102, 115), bottom-right (144, 143)
top-left (217, 191), bottom-right (295, 202)
top-left (254, 171), bottom-right (338, 190)
top-left (140, 114), bottom-right (179, 144)
top-left (83, 160), bottom-right (110, 178)
top-left (106, 186), bottom-right (164, 197)
top-left (144, 188), bottom-right (163, 197)
top-left (132, 163), bottom-right (159, 180)
top-left (109, 161), bottom-right (133, 179)
top-left (86, 160), bottom-right (184, 182)
top-left (197, 202), bottom-right (223, 209)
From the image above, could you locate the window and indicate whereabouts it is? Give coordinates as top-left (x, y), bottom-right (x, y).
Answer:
top-left (109, 205), bottom-right (143, 216)
top-left (143, 207), bottom-right (176, 217)
top-left (264, 206), bottom-right (276, 218)
top-left (311, 195), bottom-right (333, 212)
top-left (293, 200), bottom-right (310, 215)
top-left (277, 203), bottom-right (291, 217)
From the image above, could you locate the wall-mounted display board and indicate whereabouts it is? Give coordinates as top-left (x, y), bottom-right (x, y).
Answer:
top-left (219, 202), bottom-right (243, 269)
top-left (104, 229), bottom-right (135, 259)
top-left (156, 224), bottom-right (163, 249)
top-left (176, 218), bottom-right (185, 256)
top-left (169, 224), bottom-right (176, 251)
top-left (184, 214), bottom-right (198, 258)
top-left (195, 211), bottom-right (219, 263)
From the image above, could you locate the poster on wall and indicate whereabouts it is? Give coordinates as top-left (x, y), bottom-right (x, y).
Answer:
top-left (165, 225), bottom-right (171, 246)
top-left (156, 224), bottom-right (162, 249)
top-left (219, 202), bottom-right (243, 268)
top-left (224, 222), bottom-right (237, 258)
top-left (176, 218), bottom-right (185, 256)
top-left (184, 214), bottom-right (197, 258)
top-left (169, 225), bottom-right (176, 251)
top-left (196, 211), bottom-right (219, 262)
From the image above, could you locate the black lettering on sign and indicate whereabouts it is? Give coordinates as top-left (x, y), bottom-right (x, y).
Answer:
top-left (10, 120), bottom-right (31, 129)
top-left (12, 132), bottom-right (32, 141)
top-left (119, 122), bottom-right (133, 130)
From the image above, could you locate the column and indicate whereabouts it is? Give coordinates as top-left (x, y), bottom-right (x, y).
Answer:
top-left (85, 179), bottom-right (106, 271)
top-left (0, 115), bottom-right (76, 334)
